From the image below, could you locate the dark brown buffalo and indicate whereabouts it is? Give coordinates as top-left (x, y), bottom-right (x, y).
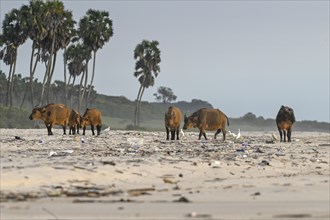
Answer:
top-left (165, 106), bottom-right (182, 140)
top-left (183, 108), bottom-right (229, 140)
top-left (276, 105), bottom-right (295, 142)
top-left (81, 108), bottom-right (102, 135)
top-left (68, 109), bottom-right (82, 135)
top-left (29, 103), bottom-right (70, 135)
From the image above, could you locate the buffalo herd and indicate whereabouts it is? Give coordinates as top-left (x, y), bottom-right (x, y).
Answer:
top-left (29, 103), bottom-right (296, 142)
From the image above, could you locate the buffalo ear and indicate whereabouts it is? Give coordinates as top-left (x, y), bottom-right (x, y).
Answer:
top-left (41, 108), bottom-right (46, 113)
top-left (193, 117), bottom-right (198, 121)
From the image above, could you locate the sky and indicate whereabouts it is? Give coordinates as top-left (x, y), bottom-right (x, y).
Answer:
top-left (1, 0), bottom-right (329, 122)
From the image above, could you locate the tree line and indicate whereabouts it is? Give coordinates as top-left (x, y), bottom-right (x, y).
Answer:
top-left (1, 0), bottom-right (163, 127)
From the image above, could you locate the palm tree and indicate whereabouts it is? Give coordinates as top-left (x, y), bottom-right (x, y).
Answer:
top-left (38, 1), bottom-right (75, 105)
top-left (0, 8), bottom-right (28, 107)
top-left (66, 43), bottom-right (91, 111)
top-left (19, 0), bottom-right (47, 107)
top-left (78, 9), bottom-right (113, 108)
top-left (133, 40), bottom-right (161, 127)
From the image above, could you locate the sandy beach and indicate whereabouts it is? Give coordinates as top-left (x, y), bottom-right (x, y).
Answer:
top-left (0, 128), bottom-right (329, 219)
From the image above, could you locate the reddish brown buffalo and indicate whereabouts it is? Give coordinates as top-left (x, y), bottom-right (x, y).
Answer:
top-left (183, 108), bottom-right (229, 140)
top-left (68, 109), bottom-right (82, 135)
top-left (276, 105), bottom-right (296, 142)
top-left (29, 103), bottom-right (70, 135)
top-left (165, 106), bottom-right (182, 140)
top-left (81, 108), bottom-right (102, 135)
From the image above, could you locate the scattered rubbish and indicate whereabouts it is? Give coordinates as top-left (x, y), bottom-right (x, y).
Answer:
top-left (14, 136), bottom-right (22, 140)
top-left (73, 165), bottom-right (96, 172)
top-left (48, 150), bottom-right (73, 157)
top-left (101, 161), bottom-right (116, 166)
top-left (163, 178), bottom-right (178, 184)
top-left (173, 196), bottom-right (190, 203)
top-left (205, 178), bottom-right (226, 182)
top-left (128, 188), bottom-right (155, 197)
top-left (259, 160), bottom-right (270, 166)
top-left (242, 142), bottom-right (250, 147)
top-left (273, 214), bottom-right (311, 218)
top-left (48, 150), bottom-right (57, 157)
top-left (186, 212), bottom-right (212, 218)
top-left (127, 138), bottom-right (144, 148)
top-left (275, 151), bottom-right (285, 156)
top-left (255, 148), bottom-right (264, 153)
top-left (251, 192), bottom-right (261, 196)
top-left (81, 138), bottom-right (86, 143)
top-left (266, 140), bottom-right (275, 144)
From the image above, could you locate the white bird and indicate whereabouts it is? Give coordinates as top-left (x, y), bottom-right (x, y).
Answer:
top-left (103, 126), bottom-right (111, 132)
top-left (236, 129), bottom-right (241, 139)
top-left (180, 129), bottom-right (185, 138)
top-left (227, 130), bottom-right (237, 138)
top-left (271, 133), bottom-right (278, 141)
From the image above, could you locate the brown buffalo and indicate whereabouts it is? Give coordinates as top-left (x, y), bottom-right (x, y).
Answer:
top-left (183, 108), bottom-right (229, 140)
top-left (29, 103), bottom-right (70, 135)
top-left (68, 109), bottom-right (82, 135)
top-left (276, 105), bottom-right (295, 142)
top-left (81, 108), bottom-right (102, 135)
top-left (165, 106), bottom-right (182, 140)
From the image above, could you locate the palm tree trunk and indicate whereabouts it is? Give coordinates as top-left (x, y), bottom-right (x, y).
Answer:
top-left (46, 35), bottom-right (56, 103)
top-left (46, 52), bottom-right (57, 103)
top-left (78, 71), bottom-right (85, 112)
top-left (134, 84), bottom-right (143, 126)
top-left (40, 67), bottom-right (48, 106)
top-left (28, 44), bottom-right (39, 107)
top-left (20, 83), bottom-right (29, 108)
top-left (10, 56), bottom-right (17, 107)
top-left (82, 66), bottom-right (88, 108)
top-left (63, 48), bottom-right (68, 106)
top-left (86, 51), bottom-right (96, 108)
top-left (137, 86), bottom-right (146, 127)
top-left (5, 64), bottom-right (13, 107)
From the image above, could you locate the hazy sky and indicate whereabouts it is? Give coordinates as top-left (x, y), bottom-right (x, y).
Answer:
top-left (1, 0), bottom-right (329, 122)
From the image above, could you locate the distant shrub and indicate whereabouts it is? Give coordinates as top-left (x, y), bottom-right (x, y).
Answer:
top-left (0, 106), bottom-right (33, 128)
top-left (125, 124), bottom-right (147, 131)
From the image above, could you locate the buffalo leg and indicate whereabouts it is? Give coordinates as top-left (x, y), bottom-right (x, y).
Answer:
top-left (222, 130), bottom-right (226, 141)
top-left (198, 131), bottom-right (202, 140)
top-left (203, 132), bottom-right (207, 140)
top-left (287, 128), bottom-right (292, 142)
top-left (46, 124), bottom-right (53, 135)
top-left (199, 129), bottom-right (207, 140)
top-left (283, 130), bottom-right (287, 142)
top-left (214, 129), bottom-right (221, 139)
top-left (62, 125), bottom-right (66, 135)
top-left (176, 128), bottom-right (180, 140)
top-left (171, 130), bottom-right (175, 140)
top-left (166, 127), bottom-right (170, 140)
top-left (77, 126), bottom-right (80, 134)
top-left (91, 125), bottom-right (95, 135)
top-left (96, 125), bottom-right (101, 135)
top-left (278, 127), bottom-right (283, 142)
top-left (83, 126), bottom-right (86, 135)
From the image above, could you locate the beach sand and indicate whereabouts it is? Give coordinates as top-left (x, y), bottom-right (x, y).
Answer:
top-left (0, 128), bottom-right (329, 219)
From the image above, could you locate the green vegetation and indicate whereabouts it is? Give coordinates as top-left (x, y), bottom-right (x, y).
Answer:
top-left (0, 95), bottom-right (329, 133)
